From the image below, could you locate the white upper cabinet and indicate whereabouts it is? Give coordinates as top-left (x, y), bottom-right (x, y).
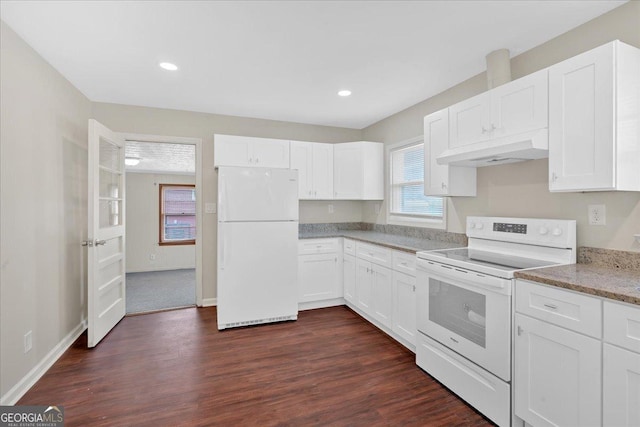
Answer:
top-left (549, 40), bottom-right (640, 192)
top-left (449, 93), bottom-right (491, 148)
top-left (449, 69), bottom-right (549, 148)
top-left (424, 109), bottom-right (476, 196)
top-left (290, 141), bottom-right (333, 200)
top-left (334, 141), bottom-right (384, 200)
top-left (214, 134), bottom-right (290, 168)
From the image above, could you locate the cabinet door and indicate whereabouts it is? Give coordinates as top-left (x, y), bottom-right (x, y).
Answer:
top-left (424, 109), bottom-right (450, 195)
top-left (549, 43), bottom-right (615, 191)
top-left (372, 264), bottom-right (393, 329)
top-left (214, 135), bottom-right (252, 167)
top-left (298, 253), bottom-right (340, 303)
top-left (603, 343), bottom-right (640, 427)
top-left (251, 139), bottom-right (290, 168)
top-left (343, 254), bottom-right (356, 304)
top-left (491, 69), bottom-right (548, 138)
top-left (392, 271), bottom-right (416, 345)
top-left (514, 313), bottom-right (601, 427)
top-left (449, 92), bottom-right (491, 148)
top-left (355, 258), bottom-right (372, 314)
top-left (333, 143), bottom-right (363, 199)
top-left (290, 141), bottom-right (314, 199)
top-left (312, 143), bottom-right (334, 199)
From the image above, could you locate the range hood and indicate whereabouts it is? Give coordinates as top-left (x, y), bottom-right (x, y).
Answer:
top-left (436, 128), bottom-right (549, 167)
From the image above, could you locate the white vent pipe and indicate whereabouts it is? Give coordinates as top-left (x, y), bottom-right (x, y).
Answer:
top-left (486, 49), bottom-right (511, 89)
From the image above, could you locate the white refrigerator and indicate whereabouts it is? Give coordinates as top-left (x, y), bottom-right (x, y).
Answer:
top-left (217, 166), bottom-right (299, 330)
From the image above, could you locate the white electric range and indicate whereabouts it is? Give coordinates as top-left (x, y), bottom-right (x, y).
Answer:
top-left (415, 216), bottom-right (576, 427)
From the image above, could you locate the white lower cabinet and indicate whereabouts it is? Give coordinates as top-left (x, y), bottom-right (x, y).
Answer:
top-left (392, 271), bottom-right (416, 345)
top-left (343, 253), bottom-right (356, 304)
top-left (347, 240), bottom-right (418, 350)
top-left (355, 258), bottom-right (392, 325)
top-left (298, 253), bottom-right (342, 302)
top-left (603, 343), bottom-right (640, 427)
top-left (603, 300), bottom-right (640, 427)
top-left (514, 313), bottom-right (601, 427)
top-left (371, 263), bottom-right (393, 329)
top-left (297, 238), bottom-right (343, 309)
top-left (355, 258), bottom-right (373, 313)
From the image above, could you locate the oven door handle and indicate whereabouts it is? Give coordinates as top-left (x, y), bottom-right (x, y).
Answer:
top-left (417, 259), bottom-right (511, 294)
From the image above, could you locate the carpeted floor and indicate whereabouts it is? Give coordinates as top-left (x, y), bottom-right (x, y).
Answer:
top-left (126, 268), bottom-right (196, 314)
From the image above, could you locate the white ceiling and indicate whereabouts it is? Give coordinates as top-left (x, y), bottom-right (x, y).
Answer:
top-left (0, 1), bottom-right (627, 129)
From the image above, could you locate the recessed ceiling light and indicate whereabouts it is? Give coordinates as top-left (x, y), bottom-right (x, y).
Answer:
top-left (338, 90), bottom-right (352, 97)
top-left (125, 157), bottom-right (141, 166)
top-left (159, 62), bottom-right (178, 71)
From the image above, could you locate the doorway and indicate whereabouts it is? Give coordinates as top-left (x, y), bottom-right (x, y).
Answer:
top-left (121, 134), bottom-right (203, 313)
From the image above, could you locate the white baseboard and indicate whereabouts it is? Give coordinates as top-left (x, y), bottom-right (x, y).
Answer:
top-left (299, 298), bottom-right (345, 311)
top-left (201, 298), bottom-right (217, 307)
top-left (1, 320), bottom-right (87, 405)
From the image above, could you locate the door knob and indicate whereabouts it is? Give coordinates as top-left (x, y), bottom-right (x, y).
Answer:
top-left (95, 239), bottom-right (107, 246)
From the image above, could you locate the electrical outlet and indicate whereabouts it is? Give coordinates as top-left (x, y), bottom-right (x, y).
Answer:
top-left (328, 204), bottom-right (334, 214)
top-left (24, 331), bottom-right (32, 353)
top-left (588, 204), bottom-right (606, 226)
top-left (149, 254), bottom-right (157, 261)
top-left (205, 203), bottom-right (216, 214)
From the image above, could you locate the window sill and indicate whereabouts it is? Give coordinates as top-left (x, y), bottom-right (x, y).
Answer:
top-left (159, 240), bottom-right (196, 246)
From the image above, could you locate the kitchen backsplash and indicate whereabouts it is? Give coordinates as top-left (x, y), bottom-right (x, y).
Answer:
top-left (299, 222), bottom-right (468, 245)
top-left (578, 247), bottom-right (640, 270)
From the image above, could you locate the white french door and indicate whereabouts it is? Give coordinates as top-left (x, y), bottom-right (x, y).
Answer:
top-left (86, 119), bottom-right (126, 347)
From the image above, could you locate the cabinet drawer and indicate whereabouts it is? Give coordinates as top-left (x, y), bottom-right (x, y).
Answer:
top-left (515, 280), bottom-right (602, 338)
top-left (392, 250), bottom-right (416, 276)
top-left (298, 238), bottom-right (340, 255)
top-left (604, 300), bottom-right (640, 353)
top-left (343, 238), bottom-right (356, 256)
top-left (356, 242), bottom-right (391, 268)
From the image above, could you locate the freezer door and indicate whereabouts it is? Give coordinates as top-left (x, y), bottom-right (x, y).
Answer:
top-left (217, 221), bottom-right (298, 328)
top-left (218, 167), bottom-right (298, 221)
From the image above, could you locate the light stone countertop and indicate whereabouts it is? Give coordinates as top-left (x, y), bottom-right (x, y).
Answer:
top-left (299, 230), bottom-right (463, 253)
top-left (515, 263), bottom-right (640, 306)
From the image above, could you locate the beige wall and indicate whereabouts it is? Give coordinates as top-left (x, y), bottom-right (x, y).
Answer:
top-left (92, 102), bottom-right (364, 302)
top-left (126, 172), bottom-right (196, 273)
top-left (363, 1), bottom-right (640, 251)
top-left (0, 21), bottom-right (91, 401)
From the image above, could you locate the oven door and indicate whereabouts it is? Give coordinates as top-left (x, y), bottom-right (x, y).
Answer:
top-left (416, 259), bottom-right (512, 381)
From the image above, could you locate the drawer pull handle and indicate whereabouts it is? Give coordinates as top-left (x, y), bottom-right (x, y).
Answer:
top-left (400, 262), bottom-right (407, 266)
top-left (450, 337), bottom-right (459, 344)
top-left (544, 303), bottom-right (558, 310)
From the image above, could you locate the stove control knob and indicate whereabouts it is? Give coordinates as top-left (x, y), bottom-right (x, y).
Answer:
top-left (476, 223), bottom-right (484, 230)
top-left (552, 228), bottom-right (563, 236)
top-left (468, 222), bottom-right (476, 229)
top-left (539, 227), bottom-right (548, 235)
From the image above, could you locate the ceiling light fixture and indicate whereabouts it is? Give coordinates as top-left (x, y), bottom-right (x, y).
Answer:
top-left (338, 90), bottom-right (352, 97)
top-left (159, 62), bottom-right (178, 71)
top-left (125, 157), bottom-right (141, 166)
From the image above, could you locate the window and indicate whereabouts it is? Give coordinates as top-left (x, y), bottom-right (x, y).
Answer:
top-left (389, 138), bottom-right (445, 228)
top-left (159, 184), bottom-right (196, 245)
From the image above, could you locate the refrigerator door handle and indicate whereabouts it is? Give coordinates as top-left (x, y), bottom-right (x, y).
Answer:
top-left (220, 232), bottom-right (227, 270)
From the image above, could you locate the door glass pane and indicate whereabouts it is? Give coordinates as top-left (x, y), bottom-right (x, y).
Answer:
top-left (429, 278), bottom-right (486, 347)
top-left (99, 136), bottom-right (121, 171)
top-left (99, 200), bottom-right (121, 228)
top-left (99, 168), bottom-right (121, 199)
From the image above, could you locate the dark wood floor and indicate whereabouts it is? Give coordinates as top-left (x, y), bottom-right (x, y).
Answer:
top-left (19, 306), bottom-right (494, 426)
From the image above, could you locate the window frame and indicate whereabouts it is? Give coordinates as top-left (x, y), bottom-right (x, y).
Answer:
top-left (386, 136), bottom-right (446, 230)
top-left (158, 183), bottom-right (196, 246)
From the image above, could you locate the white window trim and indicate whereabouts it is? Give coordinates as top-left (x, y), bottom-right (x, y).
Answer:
top-left (386, 136), bottom-right (447, 230)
